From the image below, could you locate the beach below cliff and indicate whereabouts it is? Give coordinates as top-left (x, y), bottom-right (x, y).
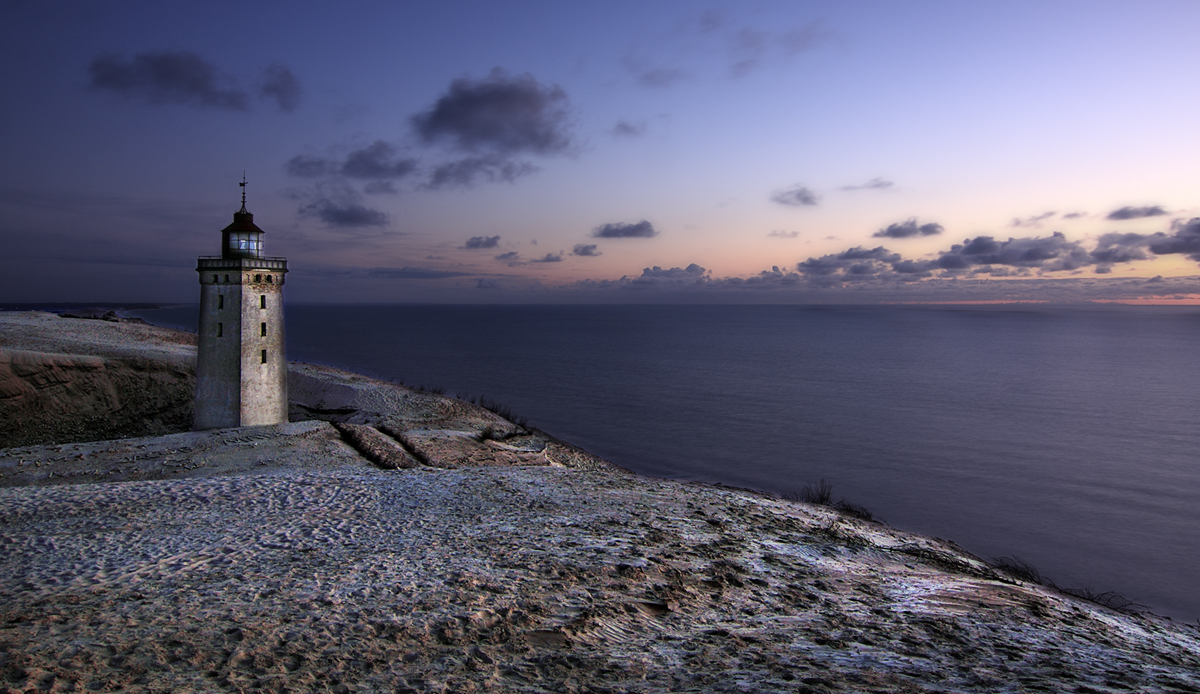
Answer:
top-left (1, 310), bottom-right (1199, 693)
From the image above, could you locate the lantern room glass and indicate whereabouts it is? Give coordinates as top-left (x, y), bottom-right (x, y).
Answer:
top-left (227, 232), bottom-right (262, 258)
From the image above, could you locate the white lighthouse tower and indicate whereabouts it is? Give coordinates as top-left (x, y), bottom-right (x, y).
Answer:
top-left (193, 177), bottom-right (289, 429)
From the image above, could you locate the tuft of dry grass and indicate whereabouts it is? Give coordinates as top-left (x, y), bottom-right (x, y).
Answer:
top-left (783, 479), bottom-right (876, 522)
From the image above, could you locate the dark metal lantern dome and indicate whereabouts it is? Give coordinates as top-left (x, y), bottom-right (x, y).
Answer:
top-left (220, 179), bottom-right (265, 259)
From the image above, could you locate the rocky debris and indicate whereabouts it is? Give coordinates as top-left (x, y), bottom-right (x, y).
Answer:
top-left (332, 422), bottom-right (422, 470)
top-left (288, 362), bottom-right (617, 474)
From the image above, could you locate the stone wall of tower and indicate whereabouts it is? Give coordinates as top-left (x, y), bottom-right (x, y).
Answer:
top-left (238, 272), bottom-right (287, 426)
top-left (194, 267), bottom-right (287, 429)
top-left (195, 272), bottom-right (242, 429)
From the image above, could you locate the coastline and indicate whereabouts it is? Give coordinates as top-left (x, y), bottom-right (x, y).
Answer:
top-left (2, 310), bottom-right (1199, 692)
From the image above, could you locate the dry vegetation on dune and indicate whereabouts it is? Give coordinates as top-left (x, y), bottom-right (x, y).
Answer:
top-left (1, 310), bottom-right (1199, 693)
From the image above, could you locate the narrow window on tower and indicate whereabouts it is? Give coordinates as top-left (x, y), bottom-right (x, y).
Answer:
top-left (260, 322), bottom-right (266, 336)
top-left (261, 349), bottom-right (267, 364)
top-left (260, 295), bottom-right (266, 309)
top-left (218, 295), bottom-right (224, 309)
top-left (217, 322), bottom-right (223, 337)
top-left (212, 274), bottom-right (218, 283)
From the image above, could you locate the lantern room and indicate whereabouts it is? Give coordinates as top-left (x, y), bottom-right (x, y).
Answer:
top-left (221, 205), bottom-right (265, 259)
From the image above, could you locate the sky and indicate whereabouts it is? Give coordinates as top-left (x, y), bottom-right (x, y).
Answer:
top-left (2, 0), bottom-right (1199, 304)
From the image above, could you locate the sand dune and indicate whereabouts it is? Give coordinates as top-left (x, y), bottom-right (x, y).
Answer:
top-left (1, 310), bottom-right (1198, 693)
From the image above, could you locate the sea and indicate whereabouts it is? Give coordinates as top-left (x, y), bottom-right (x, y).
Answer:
top-left (131, 303), bottom-right (1200, 623)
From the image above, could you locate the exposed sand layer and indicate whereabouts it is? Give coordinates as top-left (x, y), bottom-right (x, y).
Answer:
top-left (1, 310), bottom-right (1199, 693)
top-left (0, 313), bottom-right (196, 448)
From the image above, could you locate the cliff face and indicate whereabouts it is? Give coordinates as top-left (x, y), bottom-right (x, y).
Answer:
top-left (0, 311), bottom-right (197, 448)
top-left (0, 348), bottom-right (195, 448)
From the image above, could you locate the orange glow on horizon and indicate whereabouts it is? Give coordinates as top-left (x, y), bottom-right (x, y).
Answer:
top-left (1091, 295), bottom-right (1200, 305)
top-left (884, 300), bottom-right (1051, 305)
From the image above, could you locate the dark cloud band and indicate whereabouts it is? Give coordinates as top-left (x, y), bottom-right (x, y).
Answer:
top-left (464, 236), bottom-right (501, 249)
top-left (873, 218), bottom-right (944, 239)
top-left (593, 221), bottom-right (657, 238)
top-left (299, 199), bottom-right (388, 228)
top-left (1107, 205), bottom-right (1167, 221)
top-left (89, 52), bottom-right (302, 113)
top-left (411, 68), bottom-right (572, 155)
top-left (771, 185), bottom-right (819, 207)
top-left (342, 141), bottom-right (418, 180)
top-left (90, 51), bottom-right (249, 110)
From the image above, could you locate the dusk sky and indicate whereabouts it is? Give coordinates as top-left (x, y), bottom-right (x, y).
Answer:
top-left (3, 0), bottom-right (1199, 304)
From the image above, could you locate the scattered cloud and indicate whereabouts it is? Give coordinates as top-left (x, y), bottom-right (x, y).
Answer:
top-left (1062, 212), bottom-right (1087, 219)
top-left (341, 141), bottom-right (418, 179)
top-left (292, 184), bottom-right (388, 228)
top-left (259, 63), bottom-right (301, 112)
top-left (531, 252), bottom-right (564, 263)
top-left (592, 220), bottom-right (658, 238)
top-left (782, 227), bottom-right (1184, 288)
top-left (570, 270), bottom-right (1200, 303)
top-left (839, 177), bottom-right (893, 191)
top-left (612, 120), bottom-right (646, 137)
top-left (411, 68), bottom-right (572, 155)
top-left (629, 264), bottom-right (710, 286)
top-left (771, 185), bottom-right (819, 207)
top-left (1147, 217), bottom-right (1200, 261)
top-left (625, 62), bottom-right (689, 88)
top-left (299, 198), bottom-right (388, 228)
top-left (797, 246), bottom-right (902, 280)
top-left (1090, 232), bottom-right (1153, 272)
top-left (778, 20), bottom-right (830, 56)
top-left (1107, 205), bottom-right (1167, 220)
top-left (621, 15), bottom-right (830, 86)
top-left (424, 156), bottom-right (538, 189)
top-left (873, 218), bottom-right (944, 239)
top-left (89, 51), bottom-right (249, 110)
top-left (477, 278), bottom-right (500, 289)
top-left (932, 233), bottom-right (1089, 273)
top-left (464, 235), bottom-right (501, 249)
top-left (363, 180), bottom-right (398, 195)
top-left (728, 27), bottom-right (769, 77)
top-left (768, 230), bottom-right (800, 239)
top-left (285, 155), bottom-right (335, 178)
top-left (1010, 211), bottom-right (1056, 228)
top-left (494, 251), bottom-right (521, 265)
top-left (572, 244), bottom-right (601, 256)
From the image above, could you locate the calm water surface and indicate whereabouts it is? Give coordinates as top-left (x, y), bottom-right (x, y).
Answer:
top-left (135, 304), bottom-right (1200, 621)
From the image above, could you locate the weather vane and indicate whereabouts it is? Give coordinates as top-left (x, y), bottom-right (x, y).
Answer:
top-left (239, 171), bottom-right (247, 211)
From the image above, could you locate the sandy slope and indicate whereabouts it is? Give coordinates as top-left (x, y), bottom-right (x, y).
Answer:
top-left (1, 310), bottom-right (1199, 693)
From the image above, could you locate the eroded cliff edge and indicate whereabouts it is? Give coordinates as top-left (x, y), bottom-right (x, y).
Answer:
top-left (1, 310), bottom-right (1198, 693)
top-left (0, 312), bottom-right (196, 448)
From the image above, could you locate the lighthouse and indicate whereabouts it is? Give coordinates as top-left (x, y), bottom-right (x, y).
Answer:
top-left (193, 177), bottom-right (289, 429)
